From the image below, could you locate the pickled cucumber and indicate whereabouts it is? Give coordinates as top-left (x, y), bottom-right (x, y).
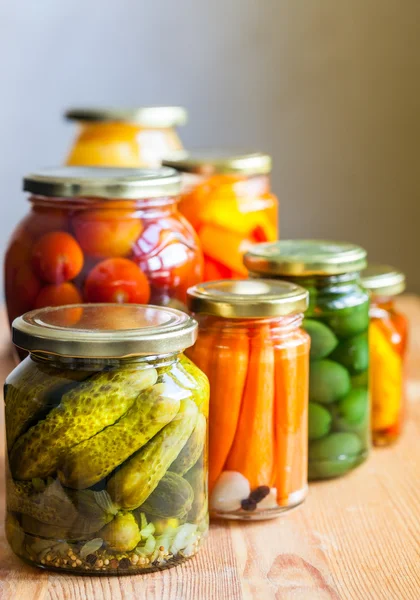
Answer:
top-left (170, 413), bottom-right (206, 475)
top-left (58, 381), bottom-right (178, 489)
top-left (107, 398), bottom-right (198, 510)
top-left (309, 360), bottom-right (351, 404)
top-left (331, 388), bottom-right (369, 433)
top-left (101, 512), bottom-right (141, 552)
top-left (330, 333), bottom-right (369, 375)
top-left (10, 367), bottom-right (158, 480)
top-left (5, 359), bottom-right (92, 450)
top-left (303, 319), bottom-right (338, 360)
top-left (308, 403), bottom-right (332, 440)
top-left (140, 472), bottom-right (194, 519)
top-left (324, 303), bottom-right (369, 339)
top-left (309, 432), bottom-right (363, 478)
top-left (184, 460), bottom-right (207, 523)
top-left (351, 370), bottom-right (369, 388)
top-left (163, 356), bottom-right (209, 417)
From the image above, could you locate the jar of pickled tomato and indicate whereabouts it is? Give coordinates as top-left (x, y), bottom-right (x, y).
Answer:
top-left (5, 167), bottom-right (203, 330)
top-left (361, 265), bottom-right (408, 446)
top-left (65, 106), bottom-right (187, 168)
top-left (5, 303), bottom-right (208, 573)
top-left (186, 279), bottom-right (310, 519)
top-left (162, 151), bottom-right (278, 280)
top-left (245, 240), bottom-right (370, 480)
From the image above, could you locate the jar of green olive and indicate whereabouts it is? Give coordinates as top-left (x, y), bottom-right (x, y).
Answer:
top-left (5, 304), bottom-right (208, 573)
top-left (245, 240), bottom-right (370, 480)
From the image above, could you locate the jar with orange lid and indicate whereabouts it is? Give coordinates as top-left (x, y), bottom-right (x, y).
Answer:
top-left (361, 265), bottom-right (408, 446)
top-left (65, 106), bottom-right (187, 168)
top-left (5, 303), bottom-right (208, 573)
top-left (162, 151), bottom-right (279, 280)
top-left (186, 279), bottom-right (310, 519)
top-left (5, 167), bottom-right (203, 331)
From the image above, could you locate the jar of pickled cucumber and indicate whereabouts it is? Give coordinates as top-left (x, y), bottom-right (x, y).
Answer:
top-left (65, 106), bottom-right (187, 168)
top-left (245, 240), bottom-right (370, 480)
top-left (361, 265), bottom-right (408, 446)
top-left (162, 151), bottom-right (278, 280)
top-left (5, 303), bottom-right (208, 574)
top-left (5, 167), bottom-right (203, 331)
top-left (186, 279), bottom-right (310, 519)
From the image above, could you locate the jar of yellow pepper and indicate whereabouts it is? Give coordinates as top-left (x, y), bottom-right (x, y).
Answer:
top-left (65, 106), bottom-right (187, 168)
top-left (186, 279), bottom-right (310, 519)
top-left (361, 265), bottom-right (408, 446)
top-left (163, 151), bottom-right (278, 280)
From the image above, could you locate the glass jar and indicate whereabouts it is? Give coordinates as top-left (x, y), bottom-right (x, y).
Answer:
top-left (5, 303), bottom-right (208, 574)
top-left (186, 279), bottom-right (310, 519)
top-left (65, 107), bottom-right (187, 168)
top-left (245, 240), bottom-right (370, 480)
top-left (5, 167), bottom-right (203, 329)
top-left (361, 265), bottom-right (408, 446)
top-left (163, 151), bottom-right (278, 280)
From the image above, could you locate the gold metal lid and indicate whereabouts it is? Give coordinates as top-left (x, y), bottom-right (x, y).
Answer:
top-left (12, 304), bottom-right (197, 358)
top-left (23, 167), bottom-right (181, 199)
top-left (65, 106), bottom-right (188, 127)
top-left (361, 265), bottom-right (406, 297)
top-left (244, 240), bottom-right (367, 276)
top-left (163, 150), bottom-right (272, 176)
top-left (187, 279), bottom-right (308, 318)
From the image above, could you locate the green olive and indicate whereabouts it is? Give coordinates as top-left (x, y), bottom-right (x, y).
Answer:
top-left (308, 402), bottom-right (332, 440)
top-left (303, 319), bottom-right (338, 360)
top-left (330, 333), bottom-right (369, 375)
top-left (324, 303), bottom-right (369, 339)
top-left (309, 432), bottom-right (363, 479)
top-left (331, 388), bottom-right (369, 434)
top-left (309, 360), bottom-right (351, 404)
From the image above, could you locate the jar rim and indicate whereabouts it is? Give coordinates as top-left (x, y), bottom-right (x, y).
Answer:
top-left (23, 167), bottom-right (181, 199)
top-left (65, 106), bottom-right (188, 127)
top-left (12, 304), bottom-right (197, 358)
top-left (361, 264), bottom-right (406, 297)
top-left (187, 279), bottom-right (308, 318)
top-left (244, 240), bottom-right (367, 276)
top-left (163, 150), bottom-right (272, 176)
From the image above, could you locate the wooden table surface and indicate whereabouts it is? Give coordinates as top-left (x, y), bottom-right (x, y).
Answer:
top-left (0, 298), bottom-right (418, 600)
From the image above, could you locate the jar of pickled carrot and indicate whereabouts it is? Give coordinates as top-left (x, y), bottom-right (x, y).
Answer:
top-left (361, 265), bottom-right (408, 446)
top-left (186, 279), bottom-right (310, 519)
top-left (162, 151), bottom-right (278, 280)
top-left (65, 107), bottom-right (187, 168)
top-left (5, 167), bottom-right (203, 330)
top-left (245, 240), bottom-right (370, 481)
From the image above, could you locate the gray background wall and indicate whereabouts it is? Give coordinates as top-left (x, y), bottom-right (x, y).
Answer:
top-left (1, 0), bottom-right (419, 289)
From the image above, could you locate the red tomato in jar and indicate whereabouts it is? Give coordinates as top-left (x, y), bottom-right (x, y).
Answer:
top-left (32, 232), bottom-right (84, 284)
top-left (84, 257), bottom-right (150, 304)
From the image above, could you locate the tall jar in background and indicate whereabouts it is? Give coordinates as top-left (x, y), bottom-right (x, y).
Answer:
top-left (187, 279), bottom-right (310, 519)
top-left (245, 240), bottom-right (370, 480)
top-left (5, 304), bottom-right (208, 573)
top-left (163, 151), bottom-right (278, 280)
top-left (65, 107), bottom-right (187, 168)
top-left (5, 167), bottom-right (203, 330)
top-left (361, 265), bottom-right (408, 446)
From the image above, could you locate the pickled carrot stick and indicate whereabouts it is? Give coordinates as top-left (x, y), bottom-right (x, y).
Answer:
top-left (225, 326), bottom-right (275, 489)
top-left (185, 328), bottom-right (218, 380)
top-left (199, 224), bottom-right (249, 276)
top-left (273, 333), bottom-right (310, 504)
top-left (207, 330), bottom-right (249, 492)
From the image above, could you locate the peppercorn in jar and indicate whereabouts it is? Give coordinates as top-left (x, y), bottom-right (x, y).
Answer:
top-left (186, 279), bottom-right (310, 519)
top-left (245, 240), bottom-right (370, 480)
top-left (65, 106), bottom-right (187, 168)
top-left (5, 303), bottom-right (208, 574)
top-left (163, 151), bottom-right (278, 280)
top-left (361, 265), bottom-right (408, 446)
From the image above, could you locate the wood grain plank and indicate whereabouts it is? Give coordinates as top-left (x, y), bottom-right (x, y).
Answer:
top-left (0, 297), bottom-right (418, 600)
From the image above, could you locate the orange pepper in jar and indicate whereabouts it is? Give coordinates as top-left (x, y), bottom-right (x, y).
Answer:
top-left (361, 266), bottom-right (408, 446)
top-left (163, 152), bottom-right (279, 280)
top-left (186, 279), bottom-right (309, 519)
top-left (65, 106), bottom-right (187, 168)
